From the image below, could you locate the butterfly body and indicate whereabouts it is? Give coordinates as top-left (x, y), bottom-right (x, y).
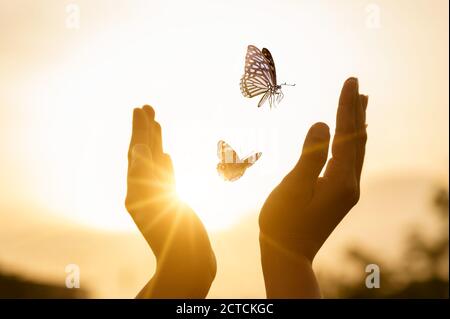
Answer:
top-left (240, 45), bottom-right (294, 108)
top-left (216, 140), bottom-right (261, 182)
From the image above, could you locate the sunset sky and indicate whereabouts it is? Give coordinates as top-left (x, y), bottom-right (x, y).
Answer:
top-left (0, 0), bottom-right (448, 297)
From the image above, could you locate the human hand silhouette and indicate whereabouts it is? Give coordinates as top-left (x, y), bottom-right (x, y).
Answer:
top-left (259, 78), bottom-right (368, 298)
top-left (125, 105), bottom-right (216, 298)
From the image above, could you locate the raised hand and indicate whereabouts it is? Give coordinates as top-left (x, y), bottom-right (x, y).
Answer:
top-left (259, 78), bottom-right (368, 298)
top-left (125, 105), bottom-right (216, 298)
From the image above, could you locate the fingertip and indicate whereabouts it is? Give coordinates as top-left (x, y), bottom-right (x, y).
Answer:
top-left (143, 105), bottom-right (155, 120)
top-left (339, 77), bottom-right (359, 108)
top-left (151, 121), bottom-right (163, 153)
top-left (309, 122), bottom-right (330, 139)
top-left (294, 122), bottom-right (330, 184)
top-left (162, 153), bottom-right (173, 169)
top-left (133, 108), bottom-right (149, 131)
top-left (359, 94), bottom-right (365, 104)
top-left (337, 77), bottom-right (360, 135)
top-left (302, 122), bottom-right (330, 161)
top-left (344, 77), bottom-right (359, 90)
top-left (362, 95), bottom-right (369, 111)
top-left (132, 107), bottom-right (141, 120)
top-left (153, 121), bottom-right (162, 136)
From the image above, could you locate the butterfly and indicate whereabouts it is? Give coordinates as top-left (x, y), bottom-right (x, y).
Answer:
top-left (216, 140), bottom-right (262, 182)
top-left (240, 45), bottom-right (295, 108)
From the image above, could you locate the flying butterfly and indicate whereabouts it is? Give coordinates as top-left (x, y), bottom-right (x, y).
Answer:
top-left (240, 45), bottom-right (295, 108)
top-left (216, 140), bottom-right (262, 182)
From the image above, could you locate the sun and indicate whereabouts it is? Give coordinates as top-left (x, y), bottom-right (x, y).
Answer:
top-left (175, 171), bottom-right (239, 231)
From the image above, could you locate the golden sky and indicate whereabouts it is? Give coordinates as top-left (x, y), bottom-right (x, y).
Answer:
top-left (0, 0), bottom-right (448, 297)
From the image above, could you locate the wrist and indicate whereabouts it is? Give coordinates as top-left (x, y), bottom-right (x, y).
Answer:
top-left (259, 231), bottom-right (321, 263)
top-left (259, 232), bottom-right (321, 298)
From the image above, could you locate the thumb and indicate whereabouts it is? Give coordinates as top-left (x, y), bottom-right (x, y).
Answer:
top-left (291, 122), bottom-right (330, 186)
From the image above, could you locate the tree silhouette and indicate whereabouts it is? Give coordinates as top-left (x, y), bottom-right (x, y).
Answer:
top-left (320, 187), bottom-right (449, 298)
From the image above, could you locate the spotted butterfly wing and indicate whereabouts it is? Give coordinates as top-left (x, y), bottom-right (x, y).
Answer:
top-left (262, 48), bottom-right (277, 84)
top-left (216, 140), bottom-right (261, 182)
top-left (240, 46), bottom-right (274, 107)
top-left (240, 45), bottom-right (288, 108)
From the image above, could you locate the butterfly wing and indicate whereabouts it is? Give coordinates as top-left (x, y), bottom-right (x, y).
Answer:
top-left (262, 48), bottom-right (277, 85)
top-left (240, 45), bottom-right (276, 102)
top-left (217, 163), bottom-right (247, 182)
top-left (241, 152), bottom-right (262, 166)
top-left (217, 151), bottom-right (261, 181)
top-left (217, 140), bottom-right (241, 163)
top-left (216, 140), bottom-right (261, 181)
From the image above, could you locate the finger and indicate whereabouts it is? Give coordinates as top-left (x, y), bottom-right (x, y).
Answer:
top-left (142, 104), bottom-right (163, 163)
top-left (355, 95), bottom-right (368, 183)
top-left (336, 77), bottom-right (359, 135)
top-left (142, 104), bottom-right (155, 121)
top-left (290, 122), bottom-right (330, 187)
top-left (142, 104), bottom-right (155, 151)
top-left (161, 153), bottom-right (175, 187)
top-left (128, 108), bottom-right (150, 168)
top-left (142, 104), bottom-right (156, 150)
top-left (142, 106), bottom-right (173, 186)
top-left (162, 153), bottom-right (174, 176)
top-left (324, 77), bottom-right (359, 178)
top-left (151, 121), bottom-right (164, 161)
top-left (356, 95), bottom-right (367, 128)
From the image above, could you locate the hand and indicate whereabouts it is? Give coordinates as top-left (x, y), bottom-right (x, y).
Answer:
top-left (259, 78), bottom-right (368, 298)
top-left (125, 105), bottom-right (216, 298)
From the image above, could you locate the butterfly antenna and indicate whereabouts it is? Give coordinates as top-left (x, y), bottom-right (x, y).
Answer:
top-left (280, 82), bottom-right (296, 87)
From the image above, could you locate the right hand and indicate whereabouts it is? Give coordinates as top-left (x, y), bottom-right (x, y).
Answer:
top-left (259, 78), bottom-right (368, 297)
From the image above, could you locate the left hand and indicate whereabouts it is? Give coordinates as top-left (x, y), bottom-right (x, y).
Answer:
top-left (125, 105), bottom-right (216, 298)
